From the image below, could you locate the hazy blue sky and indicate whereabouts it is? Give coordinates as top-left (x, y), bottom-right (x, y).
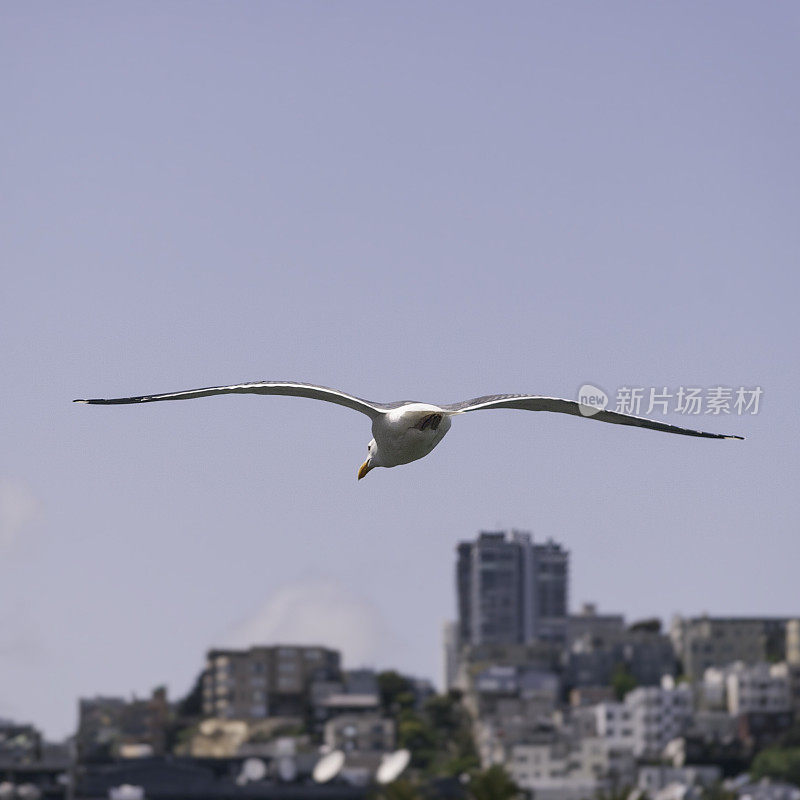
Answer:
top-left (1, 2), bottom-right (798, 739)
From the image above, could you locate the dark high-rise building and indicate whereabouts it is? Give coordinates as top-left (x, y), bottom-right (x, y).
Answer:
top-left (456, 530), bottom-right (569, 647)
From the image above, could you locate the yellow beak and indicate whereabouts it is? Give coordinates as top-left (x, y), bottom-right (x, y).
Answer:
top-left (357, 460), bottom-right (372, 480)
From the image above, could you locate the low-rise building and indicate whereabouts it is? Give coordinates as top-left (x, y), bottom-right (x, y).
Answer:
top-left (566, 614), bottom-right (677, 690)
top-left (509, 737), bottom-right (634, 800)
top-left (594, 678), bottom-right (692, 759)
top-left (728, 663), bottom-right (791, 715)
top-left (323, 713), bottom-right (395, 753)
top-left (702, 662), bottom-right (791, 715)
top-left (670, 617), bottom-right (789, 682)
top-left (637, 765), bottom-right (722, 795)
top-left (724, 777), bottom-right (800, 800)
top-left (316, 693), bottom-right (380, 727)
top-left (686, 711), bottom-right (739, 746)
top-left (569, 687), bottom-right (615, 707)
top-left (0, 720), bottom-right (42, 765)
top-left (768, 662), bottom-right (800, 720)
top-left (202, 645), bottom-right (341, 719)
top-left (467, 664), bottom-right (561, 764)
top-left (77, 688), bottom-right (170, 762)
top-left (567, 603), bottom-right (626, 650)
top-left (737, 711), bottom-right (794, 752)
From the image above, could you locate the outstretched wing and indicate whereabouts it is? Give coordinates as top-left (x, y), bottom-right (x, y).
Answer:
top-left (74, 380), bottom-right (395, 420)
top-left (442, 394), bottom-right (744, 440)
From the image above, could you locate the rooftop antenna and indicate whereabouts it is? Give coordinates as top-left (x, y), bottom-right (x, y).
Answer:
top-left (376, 749), bottom-right (411, 785)
top-left (312, 749), bottom-right (346, 784)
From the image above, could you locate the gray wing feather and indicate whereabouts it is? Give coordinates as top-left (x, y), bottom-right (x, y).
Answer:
top-left (75, 381), bottom-right (395, 420)
top-left (443, 394), bottom-right (744, 440)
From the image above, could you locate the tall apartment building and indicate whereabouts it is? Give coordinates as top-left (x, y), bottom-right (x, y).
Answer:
top-left (456, 530), bottom-right (569, 647)
top-left (670, 616), bottom-right (790, 681)
top-left (202, 645), bottom-right (341, 719)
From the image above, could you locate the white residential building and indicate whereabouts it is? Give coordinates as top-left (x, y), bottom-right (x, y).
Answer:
top-left (725, 777), bottom-right (800, 800)
top-left (595, 702), bottom-right (636, 751)
top-left (703, 662), bottom-right (791, 715)
top-left (771, 661), bottom-right (800, 717)
top-left (509, 737), bottom-right (634, 800)
top-left (638, 765), bottom-right (722, 795)
top-left (701, 667), bottom-right (729, 710)
top-left (728, 663), bottom-right (791, 715)
top-left (594, 678), bottom-right (692, 759)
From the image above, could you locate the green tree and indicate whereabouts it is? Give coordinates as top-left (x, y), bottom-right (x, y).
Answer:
top-left (775, 722), bottom-right (800, 748)
top-left (597, 788), bottom-right (638, 800)
top-left (700, 783), bottom-right (736, 800)
top-left (398, 713), bottom-right (438, 769)
top-left (629, 618), bottom-right (661, 634)
top-left (750, 746), bottom-right (800, 786)
top-left (418, 692), bottom-right (479, 778)
top-left (376, 686), bottom-right (479, 780)
top-left (441, 752), bottom-right (480, 777)
top-left (377, 671), bottom-right (414, 713)
top-left (467, 764), bottom-right (520, 800)
top-left (424, 694), bottom-right (460, 735)
top-left (611, 663), bottom-right (637, 701)
top-left (371, 779), bottom-right (425, 800)
top-left (395, 691), bottom-right (417, 712)
top-left (176, 670), bottom-right (205, 717)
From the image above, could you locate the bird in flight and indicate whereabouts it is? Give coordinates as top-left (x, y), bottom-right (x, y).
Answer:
top-left (74, 380), bottom-right (743, 479)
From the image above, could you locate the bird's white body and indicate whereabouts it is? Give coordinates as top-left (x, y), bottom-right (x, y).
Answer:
top-left (371, 403), bottom-right (452, 467)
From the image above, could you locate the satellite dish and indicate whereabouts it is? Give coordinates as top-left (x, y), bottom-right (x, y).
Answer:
top-left (277, 755), bottom-right (297, 783)
top-left (108, 786), bottom-right (145, 800)
top-left (241, 758), bottom-right (267, 783)
top-left (376, 749), bottom-right (411, 785)
top-left (313, 749), bottom-right (345, 783)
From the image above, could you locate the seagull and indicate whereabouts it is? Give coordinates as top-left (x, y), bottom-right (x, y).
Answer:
top-left (74, 380), bottom-right (744, 479)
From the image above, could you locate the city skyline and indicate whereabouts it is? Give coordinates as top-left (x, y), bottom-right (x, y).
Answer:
top-left (4, 524), bottom-right (798, 741)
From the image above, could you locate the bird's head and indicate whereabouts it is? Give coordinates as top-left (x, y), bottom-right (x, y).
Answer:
top-left (357, 439), bottom-right (379, 480)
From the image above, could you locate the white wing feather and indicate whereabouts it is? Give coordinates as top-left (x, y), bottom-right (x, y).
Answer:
top-left (443, 394), bottom-right (743, 440)
top-left (74, 381), bottom-right (393, 420)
